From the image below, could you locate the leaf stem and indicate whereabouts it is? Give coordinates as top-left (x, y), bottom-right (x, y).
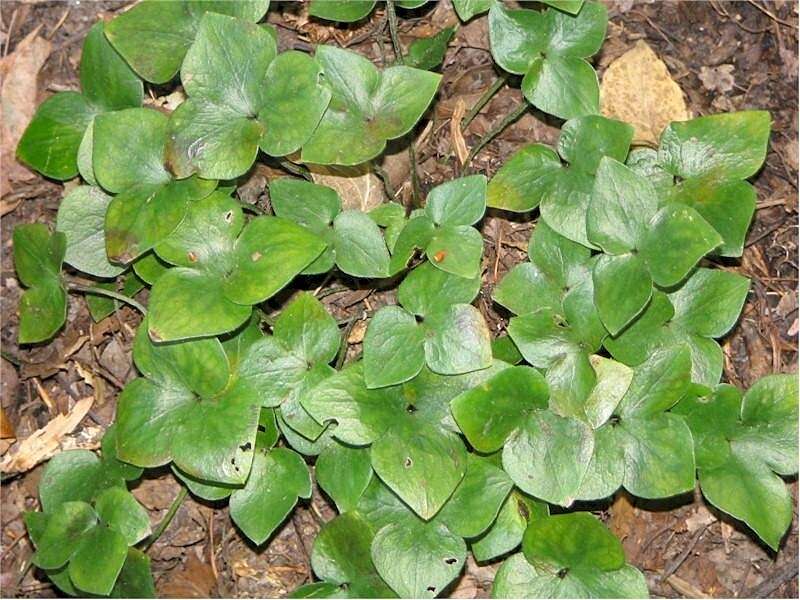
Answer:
top-left (385, 0), bottom-right (404, 64)
top-left (67, 283), bottom-right (147, 315)
top-left (276, 158), bottom-right (313, 182)
top-left (459, 102), bottom-right (529, 176)
top-left (408, 141), bottom-right (422, 209)
top-left (141, 486), bottom-right (188, 552)
top-left (461, 73), bottom-right (509, 130)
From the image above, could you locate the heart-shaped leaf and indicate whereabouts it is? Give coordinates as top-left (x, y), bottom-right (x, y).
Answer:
top-left (229, 447), bottom-right (312, 544)
top-left (493, 513), bottom-right (647, 598)
top-left (364, 263), bottom-right (489, 388)
top-left (17, 22), bottom-right (142, 180)
top-left (604, 268), bottom-right (750, 386)
top-left (56, 185), bottom-right (122, 278)
top-left (588, 157), bottom-right (721, 334)
top-left (488, 2), bottom-right (607, 119)
top-left (104, 0), bottom-right (270, 84)
top-left (301, 45), bottom-right (441, 165)
top-left (13, 224), bottom-right (67, 344)
top-left (148, 192), bottom-right (325, 340)
top-left (487, 115), bottom-right (632, 248)
top-left (675, 374), bottom-right (798, 550)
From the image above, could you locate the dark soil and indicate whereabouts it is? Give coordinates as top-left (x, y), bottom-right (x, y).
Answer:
top-left (0, 1), bottom-right (797, 598)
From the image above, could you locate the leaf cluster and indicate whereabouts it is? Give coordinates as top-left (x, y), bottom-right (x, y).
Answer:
top-left (11, 2), bottom-right (797, 599)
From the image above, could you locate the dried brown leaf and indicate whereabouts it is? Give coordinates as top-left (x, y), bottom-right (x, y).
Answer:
top-left (161, 550), bottom-right (218, 598)
top-left (309, 163), bottom-right (385, 212)
top-left (0, 397), bottom-right (93, 474)
top-left (600, 40), bottom-right (690, 147)
top-left (451, 97), bottom-right (469, 165)
top-left (0, 27), bottom-right (52, 196)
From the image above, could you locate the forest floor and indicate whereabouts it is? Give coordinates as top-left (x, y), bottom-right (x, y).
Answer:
top-left (0, 0), bottom-right (797, 598)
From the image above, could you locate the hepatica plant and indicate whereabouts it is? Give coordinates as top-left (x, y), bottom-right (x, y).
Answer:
top-left (11, 1), bottom-right (797, 598)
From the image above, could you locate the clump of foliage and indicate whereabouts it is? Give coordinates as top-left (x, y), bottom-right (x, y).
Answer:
top-left (11, 0), bottom-right (797, 598)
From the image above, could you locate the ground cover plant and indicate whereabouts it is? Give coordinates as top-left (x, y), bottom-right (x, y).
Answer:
top-left (6, 0), bottom-right (798, 598)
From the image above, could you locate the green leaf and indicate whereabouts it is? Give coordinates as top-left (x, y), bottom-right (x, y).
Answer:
top-left (309, 0), bottom-right (375, 21)
top-left (149, 197), bottom-right (324, 341)
top-left (451, 366), bottom-right (548, 453)
top-left (118, 320), bottom-right (267, 485)
top-left (259, 51), bottom-right (332, 156)
top-left (167, 99), bottom-right (264, 180)
top-left (605, 269), bottom-right (749, 386)
top-left (333, 210), bottom-right (391, 278)
top-left (524, 512), bottom-right (624, 572)
top-left (372, 517), bottom-right (466, 598)
top-left (56, 185), bottom-right (121, 278)
top-left (493, 552), bottom-right (648, 599)
top-left (363, 306), bottom-right (426, 388)
top-left (104, 0), bottom-right (269, 84)
top-left (80, 21), bottom-right (143, 111)
top-left (132, 252), bottom-right (170, 285)
top-left (167, 13), bottom-right (278, 179)
top-left (541, 0), bottom-right (585, 14)
top-left (13, 224), bottom-right (67, 344)
top-left (316, 441), bottom-right (373, 513)
top-left (640, 203), bottom-right (722, 286)
top-left (658, 111), bottom-right (771, 181)
top-left (310, 512), bottom-right (396, 598)
top-left (94, 487), bottom-right (151, 545)
top-left (487, 144), bottom-right (561, 212)
top-left (398, 262), bottom-right (480, 317)
top-left (617, 345), bottom-right (692, 418)
top-left (270, 178), bottom-right (341, 231)
top-left (104, 1), bottom-right (197, 84)
top-left (93, 108), bottom-right (171, 193)
top-left (106, 176), bottom-right (218, 265)
top-left (452, 0), bottom-right (492, 21)
top-left (522, 55), bottom-right (600, 120)
top-left (616, 413), bottom-right (695, 498)
top-left (388, 214), bottom-right (436, 273)
top-left (492, 334), bottom-right (523, 365)
top-left (436, 454), bottom-right (513, 538)
top-left (424, 174), bottom-right (487, 227)
top-left (68, 523), bottom-right (129, 595)
top-left (587, 157), bottom-right (658, 255)
top-left (558, 115), bottom-right (633, 175)
top-left (667, 177), bottom-right (755, 258)
top-left (592, 253), bottom-right (652, 336)
top-left (302, 46), bottom-right (441, 165)
top-left (33, 501), bottom-right (97, 569)
top-left (424, 304), bottom-right (492, 376)
top-left (489, 2), bottom-right (607, 119)
top-left (502, 410), bottom-right (594, 506)
top-left (471, 491), bottom-right (548, 562)
top-left (110, 549), bottom-right (156, 598)
top-left (224, 216), bottom-right (327, 305)
top-left (405, 27), bottom-right (455, 71)
top-left (38, 451), bottom-right (105, 513)
top-left (101, 424), bottom-right (145, 483)
top-left (675, 375), bottom-right (798, 549)
top-left (274, 292), bottom-right (341, 365)
top-left (16, 92), bottom-right (96, 181)
top-left (370, 420), bottom-right (467, 519)
top-left (230, 447), bottom-right (311, 544)
top-left (426, 224), bottom-right (484, 278)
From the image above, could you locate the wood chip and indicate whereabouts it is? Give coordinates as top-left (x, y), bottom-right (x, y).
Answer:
top-left (0, 397), bottom-right (93, 474)
top-left (451, 97), bottom-right (469, 165)
top-left (600, 40), bottom-right (690, 147)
